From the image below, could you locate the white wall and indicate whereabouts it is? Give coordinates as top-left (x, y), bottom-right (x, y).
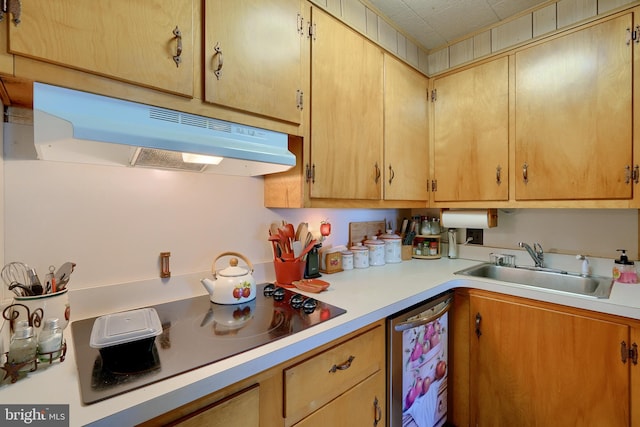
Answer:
top-left (2, 123), bottom-right (397, 300)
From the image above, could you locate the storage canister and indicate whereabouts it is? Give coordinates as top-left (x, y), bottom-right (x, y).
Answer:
top-left (341, 250), bottom-right (354, 270)
top-left (350, 243), bottom-right (369, 269)
top-left (364, 236), bottom-right (385, 266)
top-left (380, 230), bottom-right (402, 263)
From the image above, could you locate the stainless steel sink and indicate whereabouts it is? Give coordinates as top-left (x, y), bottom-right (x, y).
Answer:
top-left (454, 263), bottom-right (614, 298)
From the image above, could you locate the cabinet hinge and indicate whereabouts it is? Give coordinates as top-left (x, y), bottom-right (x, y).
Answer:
top-left (305, 163), bottom-right (315, 183)
top-left (296, 90), bottom-right (304, 110)
top-left (308, 21), bottom-right (317, 41)
top-left (627, 26), bottom-right (640, 45)
top-left (431, 179), bottom-right (437, 192)
top-left (0, 0), bottom-right (21, 25)
top-left (621, 341), bottom-right (638, 365)
top-left (431, 89), bottom-right (437, 102)
top-left (297, 13), bottom-right (304, 36)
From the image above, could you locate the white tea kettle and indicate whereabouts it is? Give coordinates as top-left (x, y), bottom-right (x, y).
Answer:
top-left (201, 252), bottom-right (256, 304)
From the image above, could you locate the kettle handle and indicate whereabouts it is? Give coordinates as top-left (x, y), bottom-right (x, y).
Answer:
top-left (212, 252), bottom-right (255, 277)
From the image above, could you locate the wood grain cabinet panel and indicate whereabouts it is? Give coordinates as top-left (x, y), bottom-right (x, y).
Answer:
top-left (383, 54), bottom-right (429, 202)
top-left (8, 0), bottom-right (194, 97)
top-left (432, 56), bottom-right (509, 202)
top-left (469, 291), bottom-right (631, 426)
top-left (204, 0), bottom-right (304, 125)
top-left (309, 7), bottom-right (383, 200)
top-left (515, 13), bottom-right (633, 201)
top-left (284, 324), bottom-right (385, 425)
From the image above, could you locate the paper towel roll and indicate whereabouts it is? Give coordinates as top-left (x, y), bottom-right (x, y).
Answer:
top-left (441, 209), bottom-right (497, 229)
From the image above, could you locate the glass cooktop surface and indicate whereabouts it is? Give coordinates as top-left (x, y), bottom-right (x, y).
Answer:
top-left (71, 283), bottom-right (346, 404)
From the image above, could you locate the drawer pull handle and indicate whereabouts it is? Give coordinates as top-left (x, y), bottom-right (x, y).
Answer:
top-left (329, 355), bottom-right (355, 373)
top-left (172, 26), bottom-right (182, 67)
top-left (373, 396), bottom-right (382, 426)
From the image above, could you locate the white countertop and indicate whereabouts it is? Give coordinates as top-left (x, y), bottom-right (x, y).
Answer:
top-left (2, 256), bottom-right (640, 426)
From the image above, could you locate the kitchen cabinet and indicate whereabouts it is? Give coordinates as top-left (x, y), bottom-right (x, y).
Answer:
top-left (383, 54), bottom-right (429, 202)
top-left (308, 7), bottom-right (383, 201)
top-left (292, 371), bottom-right (384, 427)
top-left (7, 0), bottom-right (194, 97)
top-left (283, 322), bottom-right (385, 426)
top-left (168, 385), bottom-right (259, 427)
top-left (514, 13), bottom-right (633, 201)
top-left (431, 56), bottom-right (509, 202)
top-left (204, 0), bottom-right (304, 125)
top-left (467, 290), bottom-right (635, 426)
top-left (264, 9), bottom-right (429, 208)
top-left (138, 320), bottom-right (385, 427)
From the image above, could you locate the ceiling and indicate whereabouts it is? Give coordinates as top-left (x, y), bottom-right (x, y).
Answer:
top-left (367, 0), bottom-right (550, 50)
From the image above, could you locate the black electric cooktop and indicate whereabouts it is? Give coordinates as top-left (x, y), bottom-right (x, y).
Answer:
top-left (71, 283), bottom-right (346, 404)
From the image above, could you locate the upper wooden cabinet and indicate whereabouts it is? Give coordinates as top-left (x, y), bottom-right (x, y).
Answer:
top-left (384, 54), bottom-right (429, 202)
top-left (432, 57), bottom-right (509, 202)
top-left (204, 0), bottom-right (304, 125)
top-left (309, 8), bottom-right (384, 200)
top-left (514, 13), bottom-right (633, 201)
top-left (8, 0), bottom-right (194, 97)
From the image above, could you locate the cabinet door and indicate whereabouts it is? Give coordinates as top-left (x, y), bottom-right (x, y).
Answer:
top-left (8, 0), bottom-right (194, 96)
top-left (204, 0), bottom-right (303, 125)
top-left (169, 384), bottom-right (259, 427)
top-left (384, 54), bottom-right (429, 201)
top-left (309, 8), bottom-right (383, 200)
top-left (433, 57), bottom-right (509, 202)
top-left (293, 371), bottom-right (385, 427)
top-left (470, 293), bottom-right (630, 426)
top-left (515, 14), bottom-right (633, 200)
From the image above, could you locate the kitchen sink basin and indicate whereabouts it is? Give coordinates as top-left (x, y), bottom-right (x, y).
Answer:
top-left (454, 263), bottom-right (614, 298)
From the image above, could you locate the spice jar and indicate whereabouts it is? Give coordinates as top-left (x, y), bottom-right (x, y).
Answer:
top-left (350, 243), bottom-right (369, 269)
top-left (8, 325), bottom-right (37, 371)
top-left (429, 241), bottom-right (439, 256)
top-left (421, 216), bottom-right (431, 235)
top-left (364, 236), bottom-right (385, 267)
top-left (38, 318), bottom-right (63, 362)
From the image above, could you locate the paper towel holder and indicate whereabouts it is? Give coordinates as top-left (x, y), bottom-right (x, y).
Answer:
top-left (440, 208), bottom-right (498, 229)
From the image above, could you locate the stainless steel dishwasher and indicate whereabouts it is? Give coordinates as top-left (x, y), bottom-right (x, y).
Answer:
top-left (387, 292), bottom-right (452, 427)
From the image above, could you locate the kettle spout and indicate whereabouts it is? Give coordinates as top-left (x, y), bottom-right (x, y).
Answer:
top-left (201, 278), bottom-right (216, 295)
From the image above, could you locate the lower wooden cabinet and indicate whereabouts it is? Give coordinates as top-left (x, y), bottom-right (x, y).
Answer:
top-left (168, 385), bottom-right (259, 427)
top-left (139, 321), bottom-right (385, 427)
top-left (284, 323), bottom-right (385, 426)
top-left (463, 290), bottom-right (638, 426)
top-left (293, 371), bottom-right (385, 427)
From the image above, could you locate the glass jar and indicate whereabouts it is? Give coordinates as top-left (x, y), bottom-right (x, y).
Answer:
top-left (415, 242), bottom-right (423, 256)
top-left (430, 218), bottom-right (441, 235)
top-left (8, 326), bottom-right (37, 371)
top-left (429, 241), bottom-right (438, 256)
top-left (38, 318), bottom-right (63, 362)
top-left (421, 216), bottom-right (431, 235)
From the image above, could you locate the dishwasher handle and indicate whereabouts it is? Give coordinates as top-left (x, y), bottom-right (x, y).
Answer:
top-left (394, 297), bottom-right (452, 332)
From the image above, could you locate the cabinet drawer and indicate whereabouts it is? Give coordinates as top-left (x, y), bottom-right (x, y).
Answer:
top-left (284, 325), bottom-right (384, 424)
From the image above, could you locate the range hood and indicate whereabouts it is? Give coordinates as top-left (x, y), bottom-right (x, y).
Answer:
top-left (32, 82), bottom-right (296, 176)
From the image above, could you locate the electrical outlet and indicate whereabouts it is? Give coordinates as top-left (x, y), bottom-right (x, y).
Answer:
top-left (466, 228), bottom-right (483, 245)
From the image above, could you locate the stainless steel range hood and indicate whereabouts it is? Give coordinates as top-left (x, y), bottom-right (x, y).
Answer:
top-left (32, 82), bottom-right (296, 176)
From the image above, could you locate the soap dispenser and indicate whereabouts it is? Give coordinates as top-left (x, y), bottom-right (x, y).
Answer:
top-left (613, 249), bottom-right (638, 284)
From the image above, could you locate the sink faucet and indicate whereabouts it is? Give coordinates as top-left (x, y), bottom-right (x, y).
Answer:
top-left (518, 242), bottom-right (544, 268)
